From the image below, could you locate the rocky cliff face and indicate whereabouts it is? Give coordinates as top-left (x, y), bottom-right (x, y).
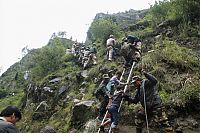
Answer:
top-left (95, 9), bottom-right (148, 29)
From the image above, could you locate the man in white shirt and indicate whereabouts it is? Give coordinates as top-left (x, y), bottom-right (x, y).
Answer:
top-left (106, 35), bottom-right (116, 61)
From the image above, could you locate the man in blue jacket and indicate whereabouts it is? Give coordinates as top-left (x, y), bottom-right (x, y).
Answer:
top-left (0, 106), bottom-right (22, 133)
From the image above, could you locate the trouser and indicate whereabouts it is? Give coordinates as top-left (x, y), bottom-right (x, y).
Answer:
top-left (135, 106), bottom-right (171, 131)
top-left (107, 46), bottom-right (113, 60)
top-left (108, 105), bottom-right (119, 129)
top-left (136, 127), bottom-right (142, 133)
top-left (99, 96), bottom-right (109, 118)
top-left (91, 53), bottom-right (97, 64)
top-left (83, 58), bottom-right (89, 68)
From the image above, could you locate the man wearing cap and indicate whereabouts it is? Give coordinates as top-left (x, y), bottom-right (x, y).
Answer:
top-left (127, 71), bottom-right (173, 133)
top-left (0, 106), bottom-right (22, 133)
top-left (95, 74), bottom-right (110, 121)
top-left (106, 35), bottom-right (116, 61)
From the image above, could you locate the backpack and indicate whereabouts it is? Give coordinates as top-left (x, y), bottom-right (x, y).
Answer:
top-left (106, 81), bottom-right (115, 95)
top-left (94, 84), bottom-right (106, 99)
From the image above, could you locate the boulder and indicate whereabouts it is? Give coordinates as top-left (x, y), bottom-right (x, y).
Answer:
top-left (83, 119), bottom-right (97, 133)
top-left (32, 101), bottom-right (49, 120)
top-left (49, 77), bottom-right (61, 83)
top-left (58, 86), bottom-right (68, 95)
top-left (71, 100), bottom-right (96, 129)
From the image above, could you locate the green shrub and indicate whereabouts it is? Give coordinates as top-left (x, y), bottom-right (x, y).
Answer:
top-left (89, 18), bottom-right (120, 42)
top-left (142, 40), bottom-right (200, 72)
top-left (170, 80), bottom-right (200, 107)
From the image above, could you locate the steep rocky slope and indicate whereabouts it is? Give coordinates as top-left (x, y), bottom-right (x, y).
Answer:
top-left (0, 8), bottom-right (200, 133)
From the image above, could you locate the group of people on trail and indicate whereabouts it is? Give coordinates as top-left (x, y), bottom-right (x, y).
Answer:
top-left (92, 34), bottom-right (174, 133)
top-left (95, 70), bottom-right (174, 133)
top-left (71, 41), bottom-right (97, 69)
top-left (71, 34), bottom-right (142, 70)
top-left (0, 106), bottom-right (57, 133)
top-left (106, 34), bottom-right (142, 67)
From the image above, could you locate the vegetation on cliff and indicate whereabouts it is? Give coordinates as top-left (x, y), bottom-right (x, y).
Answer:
top-left (0, 0), bottom-right (200, 132)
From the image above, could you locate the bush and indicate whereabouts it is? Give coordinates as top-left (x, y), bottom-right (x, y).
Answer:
top-left (30, 39), bottom-right (66, 80)
top-left (89, 18), bottom-right (120, 42)
top-left (142, 40), bottom-right (200, 73)
top-left (0, 89), bottom-right (7, 98)
top-left (170, 80), bottom-right (200, 107)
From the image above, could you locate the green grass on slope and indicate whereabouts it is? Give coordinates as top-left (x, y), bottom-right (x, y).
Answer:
top-left (0, 90), bottom-right (24, 111)
top-left (141, 40), bottom-right (200, 107)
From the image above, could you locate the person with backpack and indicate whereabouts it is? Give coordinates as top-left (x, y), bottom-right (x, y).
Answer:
top-left (120, 35), bottom-right (142, 67)
top-left (106, 35), bottom-right (116, 61)
top-left (0, 106), bottom-right (22, 133)
top-left (95, 74), bottom-right (110, 121)
top-left (126, 71), bottom-right (174, 133)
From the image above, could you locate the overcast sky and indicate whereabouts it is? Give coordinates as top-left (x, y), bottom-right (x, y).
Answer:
top-left (0, 0), bottom-right (156, 75)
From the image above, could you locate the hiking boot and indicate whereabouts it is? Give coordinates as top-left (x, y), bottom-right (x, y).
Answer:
top-left (111, 128), bottom-right (117, 133)
top-left (165, 127), bottom-right (174, 133)
top-left (136, 128), bottom-right (142, 133)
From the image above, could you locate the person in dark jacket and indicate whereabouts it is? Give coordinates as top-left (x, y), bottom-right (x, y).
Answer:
top-left (100, 85), bottom-right (129, 133)
top-left (0, 106), bottom-right (22, 133)
top-left (95, 74), bottom-right (110, 121)
top-left (128, 71), bottom-right (174, 133)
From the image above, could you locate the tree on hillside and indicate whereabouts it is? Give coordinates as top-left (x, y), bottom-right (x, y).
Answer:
top-left (21, 45), bottom-right (30, 58)
top-left (149, 0), bottom-right (171, 26)
top-left (149, 0), bottom-right (200, 25)
top-left (30, 38), bottom-right (65, 79)
top-left (172, 0), bottom-right (200, 24)
top-left (89, 18), bottom-right (119, 42)
top-left (50, 32), bottom-right (56, 39)
top-left (58, 31), bottom-right (67, 38)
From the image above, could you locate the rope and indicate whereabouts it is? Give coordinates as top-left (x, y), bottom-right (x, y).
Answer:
top-left (141, 43), bottom-right (150, 133)
top-left (142, 81), bottom-right (150, 133)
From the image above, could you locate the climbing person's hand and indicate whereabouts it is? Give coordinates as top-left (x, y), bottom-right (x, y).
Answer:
top-left (141, 69), bottom-right (146, 74)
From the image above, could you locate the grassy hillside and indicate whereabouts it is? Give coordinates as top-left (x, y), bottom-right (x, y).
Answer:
top-left (0, 1), bottom-right (200, 132)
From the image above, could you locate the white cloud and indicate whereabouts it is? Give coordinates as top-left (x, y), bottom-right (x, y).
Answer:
top-left (0, 0), bottom-right (156, 75)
